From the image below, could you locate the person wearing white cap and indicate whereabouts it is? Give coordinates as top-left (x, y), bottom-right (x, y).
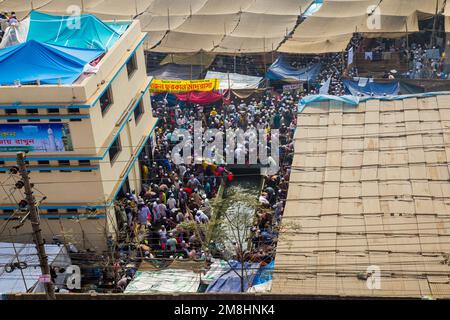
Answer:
top-left (195, 210), bottom-right (209, 224)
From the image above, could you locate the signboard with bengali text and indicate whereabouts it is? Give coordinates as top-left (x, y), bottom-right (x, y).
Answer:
top-left (0, 123), bottom-right (74, 153)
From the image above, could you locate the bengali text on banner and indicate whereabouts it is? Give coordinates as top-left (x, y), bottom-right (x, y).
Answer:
top-left (150, 79), bottom-right (220, 92)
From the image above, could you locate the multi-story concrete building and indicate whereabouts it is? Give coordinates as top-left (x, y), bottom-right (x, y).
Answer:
top-left (0, 18), bottom-right (156, 252)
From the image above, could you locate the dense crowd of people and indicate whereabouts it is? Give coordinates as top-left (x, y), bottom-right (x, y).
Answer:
top-left (111, 90), bottom-right (298, 291)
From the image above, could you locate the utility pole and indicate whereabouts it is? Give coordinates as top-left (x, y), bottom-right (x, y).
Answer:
top-left (430, 0), bottom-right (439, 48)
top-left (16, 152), bottom-right (56, 300)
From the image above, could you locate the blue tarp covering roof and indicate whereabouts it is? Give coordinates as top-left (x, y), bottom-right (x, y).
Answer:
top-left (205, 261), bottom-right (260, 293)
top-left (27, 11), bottom-right (124, 51)
top-left (0, 40), bottom-right (104, 85)
top-left (343, 79), bottom-right (400, 96)
top-left (266, 56), bottom-right (321, 83)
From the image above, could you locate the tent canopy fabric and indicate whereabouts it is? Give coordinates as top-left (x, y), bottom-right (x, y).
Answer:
top-left (279, 33), bottom-right (353, 54)
top-left (279, 0), bottom-right (424, 54)
top-left (160, 52), bottom-right (216, 67)
top-left (175, 91), bottom-right (223, 104)
top-left (26, 11), bottom-right (124, 50)
top-left (1, 1), bottom-right (445, 54)
top-left (343, 79), bottom-right (400, 96)
top-left (266, 56), bottom-right (321, 83)
top-left (205, 71), bottom-right (263, 90)
top-left (149, 63), bottom-right (205, 80)
top-left (225, 88), bottom-right (267, 100)
top-left (0, 40), bottom-right (104, 85)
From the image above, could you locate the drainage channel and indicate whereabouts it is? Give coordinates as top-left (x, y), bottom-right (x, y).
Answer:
top-left (208, 167), bottom-right (264, 257)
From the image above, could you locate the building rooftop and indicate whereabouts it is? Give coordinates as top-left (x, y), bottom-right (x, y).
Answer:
top-left (272, 94), bottom-right (450, 298)
top-left (0, 11), bottom-right (130, 87)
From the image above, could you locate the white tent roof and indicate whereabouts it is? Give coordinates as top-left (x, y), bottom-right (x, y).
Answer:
top-left (205, 71), bottom-right (263, 90)
top-left (124, 269), bottom-right (201, 293)
top-left (0, 0), bottom-right (445, 54)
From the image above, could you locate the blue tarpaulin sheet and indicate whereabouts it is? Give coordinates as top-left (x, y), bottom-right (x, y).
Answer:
top-left (252, 260), bottom-right (274, 286)
top-left (206, 261), bottom-right (260, 293)
top-left (343, 79), bottom-right (400, 96)
top-left (27, 11), bottom-right (124, 50)
top-left (0, 40), bottom-right (104, 85)
top-left (266, 56), bottom-right (321, 83)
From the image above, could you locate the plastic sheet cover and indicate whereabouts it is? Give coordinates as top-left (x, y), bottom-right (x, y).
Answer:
top-left (26, 11), bottom-right (123, 50)
top-left (266, 56), bottom-right (321, 83)
top-left (298, 91), bottom-right (450, 112)
top-left (343, 79), bottom-right (400, 96)
top-left (205, 71), bottom-right (263, 90)
top-left (206, 260), bottom-right (260, 293)
top-left (124, 269), bottom-right (201, 293)
top-left (0, 40), bottom-right (104, 85)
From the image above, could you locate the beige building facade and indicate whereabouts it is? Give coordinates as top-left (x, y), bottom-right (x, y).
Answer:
top-left (0, 20), bottom-right (157, 252)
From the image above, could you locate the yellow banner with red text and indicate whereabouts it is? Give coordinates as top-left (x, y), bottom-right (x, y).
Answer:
top-left (150, 79), bottom-right (220, 92)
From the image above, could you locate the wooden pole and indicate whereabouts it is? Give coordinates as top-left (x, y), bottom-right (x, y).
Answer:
top-left (167, 8), bottom-right (170, 31)
top-left (430, 0), bottom-right (440, 47)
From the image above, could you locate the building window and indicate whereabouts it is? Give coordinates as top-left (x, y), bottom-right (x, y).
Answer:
top-left (58, 160), bottom-right (71, 172)
top-left (67, 209), bottom-right (78, 214)
top-left (109, 135), bottom-right (122, 164)
top-left (126, 53), bottom-right (137, 79)
top-left (29, 119), bottom-right (40, 122)
top-left (47, 108), bottom-right (59, 114)
top-left (79, 160), bottom-right (92, 172)
top-left (7, 120), bottom-right (19, 123)
top-left (47, 209), bottom-right (59, 214)
top-left (50, 119), bottom-right (62, 122)
top-left (68, 108), bottom-right (80, 114)
top-left (5, 109), bottom-right (17, 115)
top-left (134, 100), bottom-right (144, 124)
top-left (38, 160), bottom-right (51, 173)
top-left (100, 87), bottom-right (113, 116)
top-left (26, 109), bottom-right (38, 114)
